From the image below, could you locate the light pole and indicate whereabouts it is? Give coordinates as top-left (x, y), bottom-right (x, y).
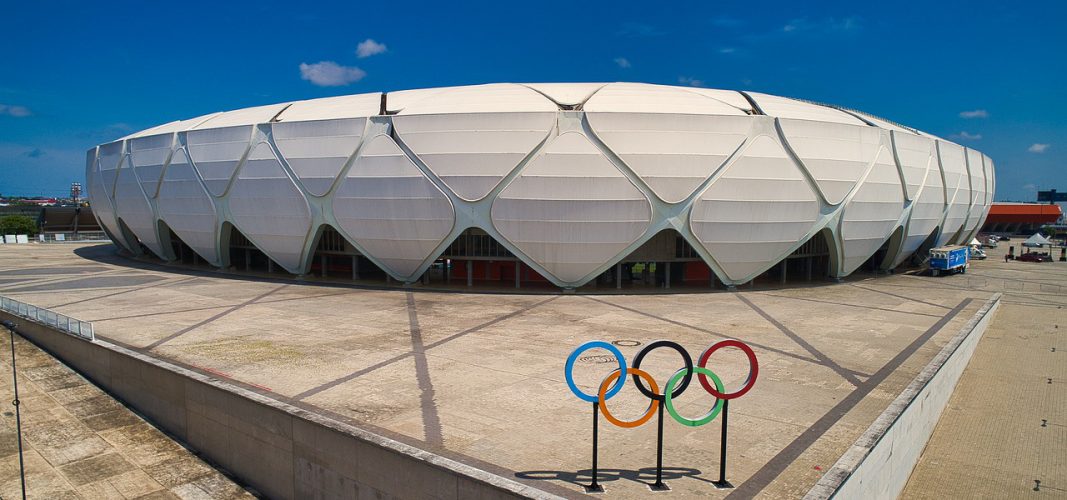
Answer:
top-left (1, 320), bottom-right (26, 500)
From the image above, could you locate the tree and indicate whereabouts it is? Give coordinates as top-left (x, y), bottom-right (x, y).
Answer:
top-left (0, 215), bottom-right (39, 236)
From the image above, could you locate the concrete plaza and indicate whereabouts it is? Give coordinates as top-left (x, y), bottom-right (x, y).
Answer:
top-left (0, 242), bottom-right (1060, 498)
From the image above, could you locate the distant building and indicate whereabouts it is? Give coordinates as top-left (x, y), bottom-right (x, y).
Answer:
top-left (981, 203), bottom-right (1062, 234)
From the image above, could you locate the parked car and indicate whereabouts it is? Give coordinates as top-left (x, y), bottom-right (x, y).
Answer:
top-left (1017, 252), bottom-right (1053, 263)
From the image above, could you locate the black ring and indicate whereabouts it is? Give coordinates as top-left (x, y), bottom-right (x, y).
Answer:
top-left (631, 340), bottom-right (693, 401)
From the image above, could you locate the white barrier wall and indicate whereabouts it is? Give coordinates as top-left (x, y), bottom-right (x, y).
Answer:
top-left (805, 294), bottom-right (1001, 500)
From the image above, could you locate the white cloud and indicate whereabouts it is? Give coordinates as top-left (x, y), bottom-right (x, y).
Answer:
top-left (952, 131), bottom-right (982, 141)
top-left (718, 47), bottom-right (737, 54)
top-left (299, 61), bottom-right (366, 87)
top-left (1028, 143), bottom-right (1050, 153)
top-left (678, 76), bottom-right (706, 88)
top-left (614, 57), bottom-right (631, 68)
top-left (356, 39), bottom-right (388, 59)
top-left (0, 104), bottom-right (31, 117)
top-left (959, 109), bottom-right (989, 119)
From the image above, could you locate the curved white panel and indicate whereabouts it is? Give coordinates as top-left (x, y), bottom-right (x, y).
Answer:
top-left (191, 103), bottom-right (288, 129)
top-left (228, 142), bottom-right (313, 272)
top-left (276, 93), bottom-right (380, 122)
top-left (87, 150), bottom-right (130, 252)
top-left (386, 88), bottom-right (448, 114)
top-left (984, 156), bottom-right (995, 208)
top-left (397, 83), bottom-right (557, 115)
top-left (587, 112), bottom-right (749, 203)
top-left (123, 112), bottom-right (220, 140)
top-left (840, 147), bottom-right (905, 274)
top-left (332, 135), bottom-right (455, 278)
top-left (893, 149), bottom-right (945, 268)
top-left (522, 83), bottom-right (606, 107)
top-left (779, 119), bottom-right (882, 205)
top-left (891, 132), bottom-right (934, 201)
top-left (492, 132), bottom-right (652, 283)
top-left (272, 118), bottom-right (366, 196)
top-left (128, 133), bottom-right (174, 198)
top-left (584, 83), bottom-right (748, 115)
top-left (684, 88), bottom-right (755, 113)
top-left (748, 93), bottom-right (867, 126)
top-left (690, 135), bottom-right (821, 282)
top-left (186, 125), bottom-right (251, 196)
top-left (937, 141), bottom-right (968, 246)
top-left (156, 149), bottom-right (220, 265)
top-left (963, 148), bottom-right (986, 237)
top-left (97, 141), bottom-right (124, 199)
top-left (393, 112), bottom-right (554, 201)
top-left (113, 157), bottom-right (165, 257)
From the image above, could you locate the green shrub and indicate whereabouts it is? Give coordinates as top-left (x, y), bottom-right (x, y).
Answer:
top-left (0, 215), bottom-right (39, 236)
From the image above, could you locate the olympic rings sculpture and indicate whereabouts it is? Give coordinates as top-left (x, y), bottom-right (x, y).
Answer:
top-left (565, 339), bottom-right (758, 428)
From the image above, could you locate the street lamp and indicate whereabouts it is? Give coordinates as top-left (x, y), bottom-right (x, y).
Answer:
top-left (0, 319), bottom-right (26, 500)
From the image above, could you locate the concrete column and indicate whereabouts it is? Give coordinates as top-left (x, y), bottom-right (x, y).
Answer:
top-left (665, 262), bottom-right (671, 289)
top-left (806, 257), bottom-right (813, 281)
top-left (245, 249), bottom-right (251, 271)
top-left (267, 259), bottom-right (273, 273)
top-left (445, 260), bottom-right (451, 284)
top-left (467, 261), bottom-right (473, 287)
top-left (321, 254), bottom-right (327, 278)
top-left (616, 263), bottom-right (622, 290)
top-left (485, 261), bottom-right (491, 281)
top-left (514, 262), bottom-right (520, 288)
top-left (352, 255), bottom-right (360, 280)
top-left (780, 260), bottom-right (787, 285)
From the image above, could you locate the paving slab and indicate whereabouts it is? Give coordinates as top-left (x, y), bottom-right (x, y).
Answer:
top-left (0, 319), bottom-right (254, 499)
top-left (0, 242), bottom-right (1057, 498)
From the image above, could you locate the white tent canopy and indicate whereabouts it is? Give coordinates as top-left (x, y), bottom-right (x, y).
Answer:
top-left (969, 238), bottom-right (981, 247)
top-left (1022, 233), bottom-right (1052, 247)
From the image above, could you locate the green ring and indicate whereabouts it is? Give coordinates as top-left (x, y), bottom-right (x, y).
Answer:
top-left (664, 366), bottom-right (724, 427)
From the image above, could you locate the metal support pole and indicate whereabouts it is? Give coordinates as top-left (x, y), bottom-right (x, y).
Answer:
top-left (586, 401), bottom-right (604, 492)
top-left (2, 321), bottom-right (26, 500)
top-left (616, 263), bottom-right (622, 289)
top-left (665, 262), bottom-right (671, 289)
top-left (267, 259), bottom-right (273, 273)
top-left (445, 260), bottom-right (451, 284)
top-left (780, 260), bottom-right (787, 285)
top-left (714, 400), bottom-right (732, 488)
top-left (806, 257), bottom-right (813, 281)
top-left (652, 400), bottom-right (668, 490)
top-left (515, 263), bottom-right (520, 288)
top-left (467, 261), bottom-right (473, 287)
top-left (321, 254), bottom-right (327, 278)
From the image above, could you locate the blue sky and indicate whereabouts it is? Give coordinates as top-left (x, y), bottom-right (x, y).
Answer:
top-left (1, 0), bottom-right (1063, 200)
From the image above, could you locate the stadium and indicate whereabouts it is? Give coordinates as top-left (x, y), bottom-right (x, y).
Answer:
top-left (86, 82), bottom-right (995, 290)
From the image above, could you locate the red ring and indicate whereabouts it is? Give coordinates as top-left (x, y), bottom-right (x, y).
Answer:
top-left (697, 339), bottom-right (758, 399)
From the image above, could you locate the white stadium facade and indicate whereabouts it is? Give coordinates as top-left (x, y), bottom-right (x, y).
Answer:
top-left (87, 83), bottom-right (994, 290)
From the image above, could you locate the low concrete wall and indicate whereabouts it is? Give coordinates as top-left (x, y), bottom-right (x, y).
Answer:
top-left (0, 310), bottom-right (558, 500)
top-left (805, 293), bottom-right (1002, 500)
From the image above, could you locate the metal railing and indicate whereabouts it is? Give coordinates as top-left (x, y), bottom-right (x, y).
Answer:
top-left (0, 296), bottom-right (94, 341)
top-left (38, 232), bottom-right (109, 243)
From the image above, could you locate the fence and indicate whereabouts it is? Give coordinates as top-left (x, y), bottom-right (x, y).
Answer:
top-left (0, 296), bottom-right (94, 341)
top-left (38, 231), bottom-right (109, 243)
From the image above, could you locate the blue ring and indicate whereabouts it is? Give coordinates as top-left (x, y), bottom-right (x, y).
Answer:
top-left (565, 341), bottom-right (627, 403)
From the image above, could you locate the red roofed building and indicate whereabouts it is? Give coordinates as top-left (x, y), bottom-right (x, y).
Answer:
top-left (981, 203), bottom-right (1062, 234)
